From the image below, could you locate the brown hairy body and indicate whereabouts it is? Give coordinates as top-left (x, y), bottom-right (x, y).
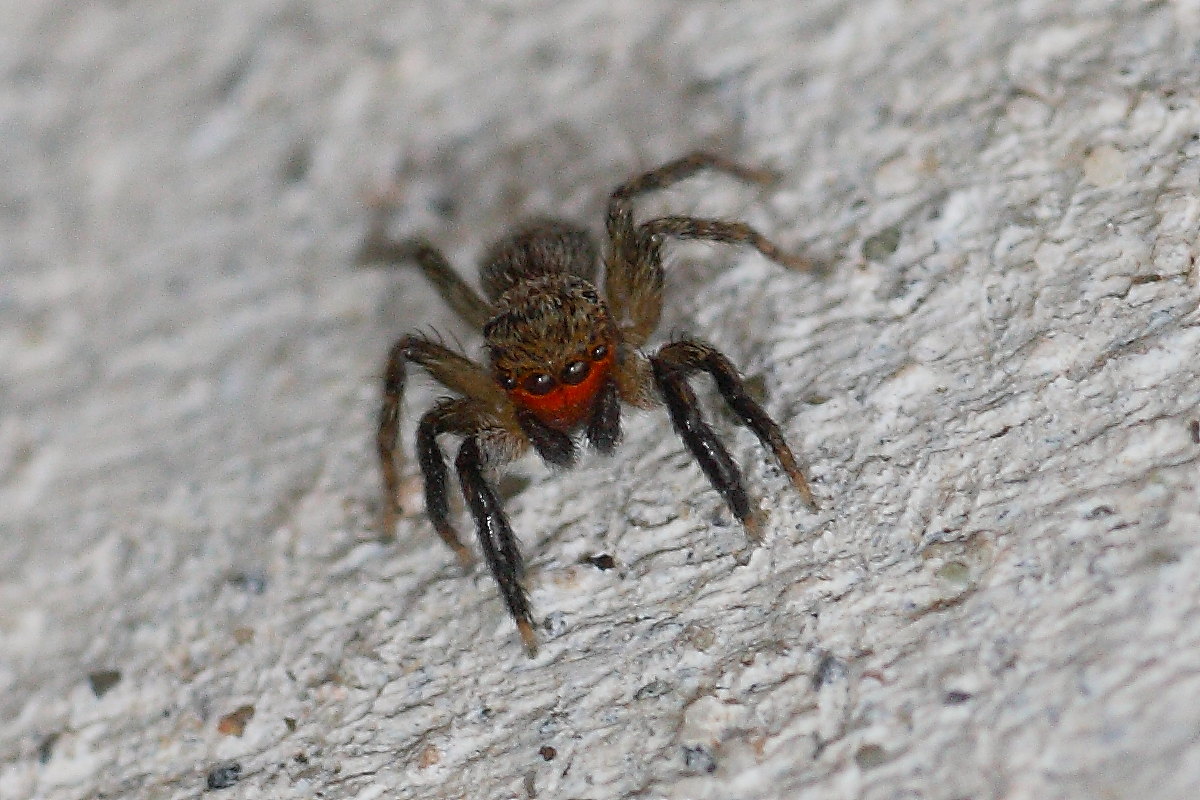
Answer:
top-left (360, 153), bottom-right (817, 656)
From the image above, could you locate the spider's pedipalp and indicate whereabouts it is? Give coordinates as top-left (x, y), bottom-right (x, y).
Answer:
top-left (585, 377), bottom-right (622, 453)
top-left (516, 407), bottom-right (577, 467)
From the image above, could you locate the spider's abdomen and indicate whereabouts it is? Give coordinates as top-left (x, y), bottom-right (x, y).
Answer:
top-left (479, 220), bottom-right (598, 302)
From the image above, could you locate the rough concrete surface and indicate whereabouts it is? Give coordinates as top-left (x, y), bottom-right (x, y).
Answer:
top-left (2, 1), bottom-right (1200, 798)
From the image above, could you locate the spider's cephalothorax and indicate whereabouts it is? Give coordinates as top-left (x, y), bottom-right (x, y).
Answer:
top-left (360, 153), bottom-right (818, 657)
top-left (485, 273), bottom-right (617, 434)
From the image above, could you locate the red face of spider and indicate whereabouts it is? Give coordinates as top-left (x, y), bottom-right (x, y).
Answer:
top-left (505, 342), bottom-right (615, 429)
top-left (484, 275), bottom-right (617, 431)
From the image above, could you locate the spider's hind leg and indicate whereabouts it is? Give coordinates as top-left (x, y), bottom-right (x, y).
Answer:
top-left (639, 216), bottom-right (811, 272)
top-left (603, 153), bottom-right (810, 348)
top-left (358, 217), bottom-right (495, 330)
top-left (607, 152), bottom-right (779, 216)
top-left (604, 154), bottom-right (768, 347)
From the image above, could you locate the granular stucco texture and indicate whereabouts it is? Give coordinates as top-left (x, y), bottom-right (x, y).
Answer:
top-left (3, 1), bottom-right (1199, 798)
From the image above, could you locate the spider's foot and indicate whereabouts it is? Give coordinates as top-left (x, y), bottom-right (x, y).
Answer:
top-left (776, 251), bottom-right (817, 273)
top-left (379, 504), bottom-right (399, 541)
top-left (788, 469), bottom-right (819, 511)
top-left (740, 164), bottom-right (783, 187)
top-left (740, 506), bottom-right (768, 544)
top-left (449, 541), bottom-right (476, 571)
top-left (431, 522), bottom-right (475, 570)
top-left (516, 618), bottom-right (540, 658)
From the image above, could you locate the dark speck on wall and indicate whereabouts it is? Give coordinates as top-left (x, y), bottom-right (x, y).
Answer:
top-left (206, 762), bottom-right (242, 791)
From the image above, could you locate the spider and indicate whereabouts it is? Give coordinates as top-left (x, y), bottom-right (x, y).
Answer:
top-left (359, 153), bottom-right (818, 657)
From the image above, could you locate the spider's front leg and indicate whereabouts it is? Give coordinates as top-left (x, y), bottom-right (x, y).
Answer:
top-left (455, 435), bottom-right (539, 657)
top-left (415, 400), bottom-right (479, 568)
top-left (651, 339), bottom-right (817, 539)
top-left (397, 388), bottom-right (540, 656)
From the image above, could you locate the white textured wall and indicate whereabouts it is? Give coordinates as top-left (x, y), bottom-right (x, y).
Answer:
top-left (3, 1), bottom-right (1199, 798)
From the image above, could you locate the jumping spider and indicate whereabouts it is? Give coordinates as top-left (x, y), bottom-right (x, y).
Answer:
top-left (360, 153), bottom-right (817, 656)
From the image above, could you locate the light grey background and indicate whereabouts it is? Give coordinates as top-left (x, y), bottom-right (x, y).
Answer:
top-left (2, 1), bottom-right (1199, 798)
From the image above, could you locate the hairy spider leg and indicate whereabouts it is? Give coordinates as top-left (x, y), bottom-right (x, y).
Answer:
top-left (651, 353), bottom-right (766, 538)
top-left (640, 217), bottom-right (812, 272)
top-left (655, 340), bottom-right (817, 510)
top-left (359, 234), bottom-right (495, 330)
top-left (603, 151), bottom-right (811, 348)
top-left (378, 336), bottom-right (507, 551)
top-left (456, 437), bottom-right (539, 657)
top-left (414, 395), bottom-right (537, 653)
top-left (416, 400), bottom-right (480, 567)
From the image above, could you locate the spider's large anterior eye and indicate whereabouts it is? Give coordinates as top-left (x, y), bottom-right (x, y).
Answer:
top-left (561, 360), bottom-right (590, 386)
top-left (590, 344), bottom-right (609, 360)
top-left (523, 372), bottom-right (555, 395)
top-left (498, 373), bottom-right (517, 390)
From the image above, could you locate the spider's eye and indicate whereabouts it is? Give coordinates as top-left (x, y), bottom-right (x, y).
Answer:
top-left (498, 373), bottom-right (517, 390)
top-left (561, 360), bottom-right (590, 386)
top-left (523, 372), bottom-right (555, 395)
top-left (590, 344), bottom-right (609, 360)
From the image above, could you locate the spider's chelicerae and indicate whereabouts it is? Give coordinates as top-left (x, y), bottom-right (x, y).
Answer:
top-left (360, 153), bottom-right (818, 656)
